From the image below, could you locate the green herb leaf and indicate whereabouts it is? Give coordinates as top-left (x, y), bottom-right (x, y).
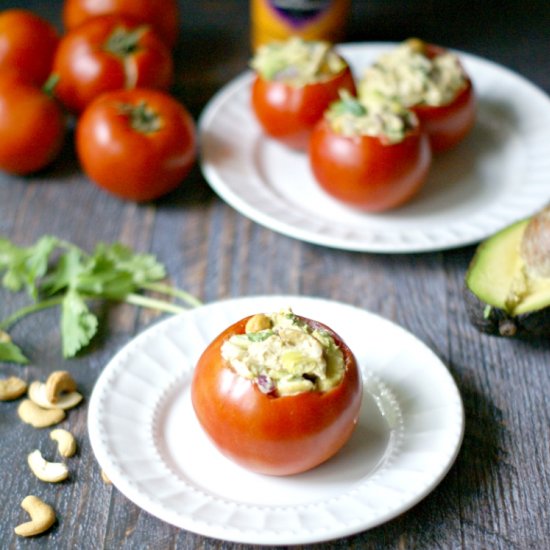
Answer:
top-left (61, 289), bottom-right (98, 358)
top-left (0, 235), bottom-right (59, 299)
top-left (41, 247), bottom-right (84, 296)
top-left (330, 95), bottom-right (367, 118)
top-left (0, 234), bottom-right (198, 360)
top-left (247, 330), bottom-right (274, 342)
top-left (0, 341), bottom-right (29, 364)
top-left (93, 242), bottom-right (166, 286)
top-left (0, 331), bottom-right (29, 364)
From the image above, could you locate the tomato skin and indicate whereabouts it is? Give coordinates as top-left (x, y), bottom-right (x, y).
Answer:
top-left (76, 88), bottom-right (196, 201)
top-left (0, 74), bottom-right (65, 175)
top-left (191, 315), bottom-right (363, 476)
top-left (0, 9), bottom-right (59, 87)
top-left (309, 119), bottom-right (432, 212)
top-left (413, 77), bottom-right (476, 153)
top-left (63, 0), bottom-right (180, 49)
top-left (251, 65), bottom-right (356, 150)
top-left (411, 43), bottom-right (476, 153)
top-left (53, 15), bottom-right (174, 114)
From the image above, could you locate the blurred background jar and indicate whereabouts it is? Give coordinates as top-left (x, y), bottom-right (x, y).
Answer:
top-left (251, 0), bottom-right (351, 50)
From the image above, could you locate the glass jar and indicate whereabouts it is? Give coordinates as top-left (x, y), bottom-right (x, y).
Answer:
top-left (251, 0), bottom-right (351, 50)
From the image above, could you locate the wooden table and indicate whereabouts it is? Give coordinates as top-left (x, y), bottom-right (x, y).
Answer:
top-left (1, 1), bottom-right (549, 548)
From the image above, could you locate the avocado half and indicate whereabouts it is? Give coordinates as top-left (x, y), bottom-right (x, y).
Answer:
top-left (464, 207), bottom-right (550, 337)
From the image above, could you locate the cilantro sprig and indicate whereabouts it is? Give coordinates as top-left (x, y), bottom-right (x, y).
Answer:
top-left (0, 236), bottom-right (201, 363)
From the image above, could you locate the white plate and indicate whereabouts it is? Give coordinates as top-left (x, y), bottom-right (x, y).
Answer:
top-left (88, 296), bottom-right (464, 545)
top-left (199, 43), bottom-right (550, 253)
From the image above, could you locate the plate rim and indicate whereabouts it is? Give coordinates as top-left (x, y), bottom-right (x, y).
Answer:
top-left (88, 295), bottom-right (465, 545)
top-left (198, 41), bottom-right (550, 253)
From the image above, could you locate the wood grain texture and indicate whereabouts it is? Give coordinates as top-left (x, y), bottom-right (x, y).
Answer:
top-left (1, 0), bottom-right (549, 548)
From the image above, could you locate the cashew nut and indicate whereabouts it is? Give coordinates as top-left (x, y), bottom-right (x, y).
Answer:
top-left (0, 376), bottom-right (28, 401)
top-left (14, 495), bottom-right (56, 537)
top-left (245, 313), bottom-right (272, 333)
top-left (28, 380), bottom-right (82, 410)
top-left (45, 370), bottom-right (78, 404)
top-left (17, 399), bottom-right (65, 428)
top-left (50, 429), bottom-right (77, 458)
top-left (27, 449), bottom-right (69, 483)
top-left (100, 469), bottom-right (112, 485)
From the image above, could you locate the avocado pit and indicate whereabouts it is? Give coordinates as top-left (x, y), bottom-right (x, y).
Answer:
top-left (464, 206), bottom-right (550, 337)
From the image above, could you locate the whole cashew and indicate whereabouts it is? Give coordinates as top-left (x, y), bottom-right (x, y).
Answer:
top-left (28, 381), bottom-right (82, 410)
top-left (17, 399), bottom-right (65, 428)
top-left (50, 429), bottom-right (77, 458)
top-left (14, 495), bottom-right (56, 537)
top-left (245, 314), bottom-right (273, 333)
top-left (45, 371), bottom-right (77, 404)
top-left (100, 469), bottom-right (112, 485)
top-left (0, 376), bottom-right (28, 401)
top-left (27, 450), bottom-right (69, 483)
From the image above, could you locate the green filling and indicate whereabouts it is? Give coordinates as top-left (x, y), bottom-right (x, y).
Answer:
top-left (250, 37), bottom-right (346, 87)
top-left (221, 309), bottom-right (346, 396)
top-left (326, 92), bottom-right (417, 144)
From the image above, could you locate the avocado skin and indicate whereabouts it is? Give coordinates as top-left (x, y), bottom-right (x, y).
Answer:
top-left (463, 208), bottom-right (550, 338)
top-left (464, 284), bottom-right (550, 338)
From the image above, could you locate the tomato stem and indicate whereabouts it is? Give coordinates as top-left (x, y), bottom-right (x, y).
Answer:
top-left (118, 101), bottom-right (162, 133)
top-left (104, 25), bottom-right (147, 57)
top-left (42, 74), bottom-right (60, 97)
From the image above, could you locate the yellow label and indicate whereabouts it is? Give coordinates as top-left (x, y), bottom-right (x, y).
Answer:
top-left (251, 0), bottom-right (350, 50)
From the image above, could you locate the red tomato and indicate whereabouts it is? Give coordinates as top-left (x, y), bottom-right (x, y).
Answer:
top-left (76, 88), bottom-right (196, 201)
top-left (0, 73), bottom-right (65, 175)
top-left (251, 65), bottom-right (356, 150)
top-left (63, 0), bottom-right (180, 49)
top-left (191, 314), bottom-right (363, 476)
top-left (0, 9), bottom-right (59, 86)
top-left (309, 119), bottom-right (432, 212)
top-left (412, 44), bottom-right (476, 153)
top-left (413, 77), bottom-right (476, 153)
top-left (53, 15), bottom-right (174, 114)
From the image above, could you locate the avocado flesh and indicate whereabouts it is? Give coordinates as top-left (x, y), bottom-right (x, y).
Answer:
top-left (466, 218), bottom-right (550, 333)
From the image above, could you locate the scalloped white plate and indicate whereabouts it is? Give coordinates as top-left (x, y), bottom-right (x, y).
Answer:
top-left (199, 43), bottom-right (550, 253)
top-left (88, 296), bottom-right (464, 545)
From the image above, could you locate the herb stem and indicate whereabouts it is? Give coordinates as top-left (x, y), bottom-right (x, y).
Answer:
top-left (124, 293), bottom-right (188, 315)
top-left (0, 297), bottom-right (64, 330)
top-left (141, 282), bottom-right (203, 307)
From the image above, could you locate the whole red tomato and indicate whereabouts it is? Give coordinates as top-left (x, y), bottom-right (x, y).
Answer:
top-left (413, 76), bottom-right (476, 153)
top-left (309, 119), bottom-right (432, 212)
top-left (63, 0), bottom-right (180, 49)
top-left (53, 15), bottom-right (173, 114)
top-left (0, 73), bottom-right (65, 175)
top-left (0, 9), bottom-right (59, 86)
top-left (409, 44), bottom-right (475, 154)
top-left (251, 65), bottom-right (356, 150)
top-left (76, 88), bottom-right (196, 201)
top-left (191, 314), bottom-right (363, 476)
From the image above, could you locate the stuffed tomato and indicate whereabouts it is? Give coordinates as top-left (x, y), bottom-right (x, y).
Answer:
top-left (359, 38), bottom-right (476, 153)
top-left (250, 37), bottom-right (356, 150)
top-left (191, 309), bottom-right (363, 476)
top-left (309, 93), bottom-right (432, 212)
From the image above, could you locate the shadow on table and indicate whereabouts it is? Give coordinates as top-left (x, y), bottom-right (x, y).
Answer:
top-left (334, 372), bottom-right (506, 548)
